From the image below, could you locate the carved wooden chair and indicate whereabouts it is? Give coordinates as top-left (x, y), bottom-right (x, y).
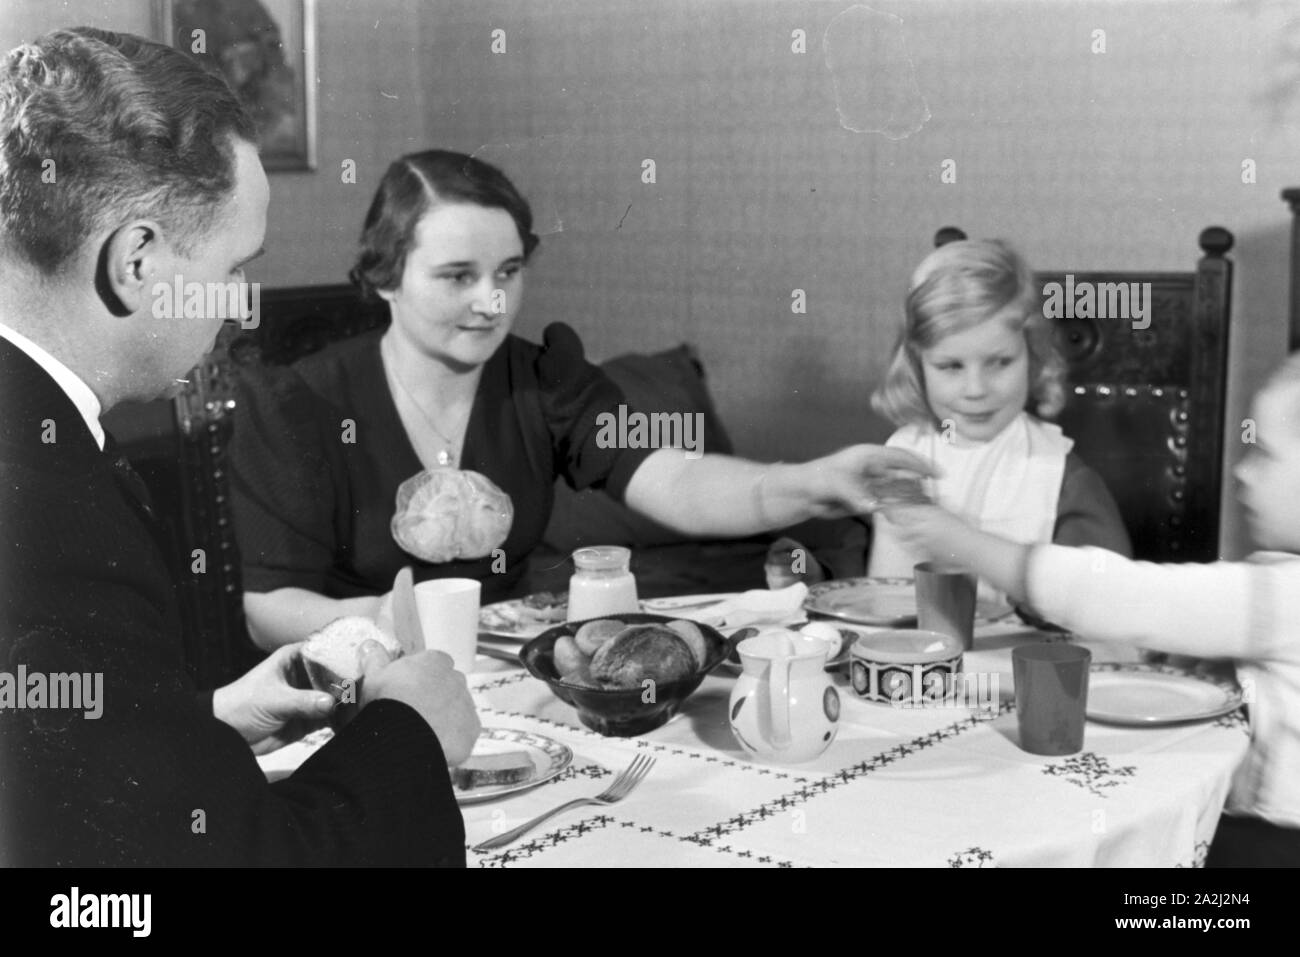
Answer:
top-left (934, 226), bottom-right (1234, 563)
top-left (167, 286), bottom-right (389, 687)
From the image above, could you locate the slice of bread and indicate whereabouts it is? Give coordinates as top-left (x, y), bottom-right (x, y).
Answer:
top-left (452, 751), bottom-right (535, 789)
top-left (519, 591), bottom-right (568, 623)
top-left (301, 616), bottom-right (402, 699)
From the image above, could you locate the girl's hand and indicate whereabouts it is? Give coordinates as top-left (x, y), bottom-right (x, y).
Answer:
top-left (878, 503), bottom-right (973, 565)
top-left (884, 505), bottom-right (1034, 603)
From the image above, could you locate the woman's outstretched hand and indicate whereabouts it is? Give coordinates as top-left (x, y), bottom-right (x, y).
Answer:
top-left (803, 444), bottom-right (936, 519)
top-left (624, 444), bottom-right (937, 539)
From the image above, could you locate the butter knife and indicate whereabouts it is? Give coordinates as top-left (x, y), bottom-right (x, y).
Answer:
top-left (642, 596), bottom-right (727, 612)
top-left (392, 566), bottom-right (426, 655)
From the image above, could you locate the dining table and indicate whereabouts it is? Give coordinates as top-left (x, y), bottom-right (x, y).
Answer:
top-left (260, 591), bottom-right (1252, 868)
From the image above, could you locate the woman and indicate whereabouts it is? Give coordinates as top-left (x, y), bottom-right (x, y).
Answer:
top-left (232, 150), bottom-right (928, 650)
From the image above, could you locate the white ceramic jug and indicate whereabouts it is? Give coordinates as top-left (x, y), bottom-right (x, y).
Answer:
top-left (729, 628), bottom-right (840, 763)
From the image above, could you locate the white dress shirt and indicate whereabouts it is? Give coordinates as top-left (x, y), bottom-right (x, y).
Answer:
top-left (0, 320), bottom-right (106, 451)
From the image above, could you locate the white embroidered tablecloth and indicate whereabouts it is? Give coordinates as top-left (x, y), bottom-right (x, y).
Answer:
top-left (261, 621), bottom-right (1251, 867)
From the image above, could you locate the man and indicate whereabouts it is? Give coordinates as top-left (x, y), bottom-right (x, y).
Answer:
top-left (0, 27), bottom-right (478, 865)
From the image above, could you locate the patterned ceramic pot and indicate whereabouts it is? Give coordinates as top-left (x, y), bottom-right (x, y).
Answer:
top-left (849, 629), bottom-right (964, 705)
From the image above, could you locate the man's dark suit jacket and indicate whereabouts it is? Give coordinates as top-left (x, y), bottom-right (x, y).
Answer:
top-left (0, 336), bottom-right (465, 865)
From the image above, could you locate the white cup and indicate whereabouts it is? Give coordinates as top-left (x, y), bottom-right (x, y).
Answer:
top-left (413, 578), bottom-right (481, 673)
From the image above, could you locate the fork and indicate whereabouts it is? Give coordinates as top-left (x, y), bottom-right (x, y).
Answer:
top-left (471, 754), bottom-right (656, 852)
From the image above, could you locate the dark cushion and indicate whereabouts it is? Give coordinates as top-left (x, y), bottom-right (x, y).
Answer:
top-left (542, 343), bottom-right (734, 552)
top-left (533, 342), bottom-right (869, 600)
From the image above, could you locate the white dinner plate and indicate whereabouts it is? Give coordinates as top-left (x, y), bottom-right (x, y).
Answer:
top-left (259, 727), bottom-right (333, 783)
top-left (1086, 663), bottom-right (1244, 726)
top-left (260, 727), bottom-right (572, 803)
top-left (804, 577), bottom-right (1013, 627)
top-left (454, 727), bottom-right (573, 804)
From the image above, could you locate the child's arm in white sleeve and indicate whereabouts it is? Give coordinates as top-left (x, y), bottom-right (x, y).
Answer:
top-left (1025, 546), bottom-right (1300, 663)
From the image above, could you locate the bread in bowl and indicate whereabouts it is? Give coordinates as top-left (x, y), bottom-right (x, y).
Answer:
top-left (589, 625), bottom-right (696, 688)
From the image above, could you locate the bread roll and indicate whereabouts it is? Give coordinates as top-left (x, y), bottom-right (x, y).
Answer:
top-left (574, 618), bottom-right (625, 655)
top-left (553, 634), bottom-right (586, 677)
top-left (590, 625), bottom-right (696, 688)
top-left (664, 619), bottom-right (708, 669)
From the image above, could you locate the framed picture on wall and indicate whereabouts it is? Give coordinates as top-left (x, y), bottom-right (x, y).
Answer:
top-left (153, 0), bottom-right (317, 171)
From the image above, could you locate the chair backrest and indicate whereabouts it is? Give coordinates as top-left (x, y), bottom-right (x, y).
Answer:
top-left (933, 227), bottom-right (1234, 562)
top-left (169, 285), bottom-right (387, 685)
top-left (230, 284), bottom-right (392, 367)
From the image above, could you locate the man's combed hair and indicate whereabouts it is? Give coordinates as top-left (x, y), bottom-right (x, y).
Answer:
top-left (871, 238), bottom-right (1067, 428)
top-left (0, 27), bottom-right (255, 274)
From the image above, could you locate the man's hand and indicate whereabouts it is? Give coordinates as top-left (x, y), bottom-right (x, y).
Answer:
top-left (359, 643), bottom-right (480, 766)
top-left (213, 644), bottom-right (336, 756)
top-left (805, 445), bottom-right (936, 519)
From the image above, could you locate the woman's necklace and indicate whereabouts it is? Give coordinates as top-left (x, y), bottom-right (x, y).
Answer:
top-left (382, 337), bottom-right (469, 468)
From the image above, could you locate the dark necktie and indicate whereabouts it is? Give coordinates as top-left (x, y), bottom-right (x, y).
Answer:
top-left (102, 434), bottom-right (157, 522)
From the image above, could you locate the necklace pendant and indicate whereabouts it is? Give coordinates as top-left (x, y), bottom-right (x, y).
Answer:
top-left (437, 449), bottom-right (452, 467)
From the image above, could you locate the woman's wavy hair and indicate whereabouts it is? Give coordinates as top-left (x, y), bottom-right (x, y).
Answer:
top-left (0, 27), bottom-right (255, 275)
top-left (871, 238), bottom-right (1067, 428)
top-left (349, 149), bottom-right (540, 300)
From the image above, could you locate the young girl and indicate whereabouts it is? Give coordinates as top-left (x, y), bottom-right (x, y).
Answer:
top-left (768, 239), bottom-right (1130, 589)
top-left (882, 352), bottom-right (1300, 866)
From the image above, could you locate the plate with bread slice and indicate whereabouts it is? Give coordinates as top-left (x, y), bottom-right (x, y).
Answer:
top-left (453, 727), bottom-right (573, 804)
top-left (481, 592), bottom-right (722, 641)
top-left (478, 591), bottom-right (572, 640)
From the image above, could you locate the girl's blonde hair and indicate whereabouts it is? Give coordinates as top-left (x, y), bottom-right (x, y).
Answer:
top-left (871, 239), bottom-right (1067, 428)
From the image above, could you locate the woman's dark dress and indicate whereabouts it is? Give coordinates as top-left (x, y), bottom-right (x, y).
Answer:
top-left (230, 323), bottom-right (655, 605)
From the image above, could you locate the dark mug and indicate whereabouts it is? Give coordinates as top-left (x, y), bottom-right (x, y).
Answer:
top-left (1012, 642), bottom-right (1091, 755)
